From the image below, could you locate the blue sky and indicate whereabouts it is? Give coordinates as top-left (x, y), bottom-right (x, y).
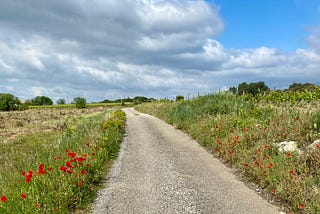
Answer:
top-left (0, 0), bottom-right (319, 102)
top-left (213, 0), bottom-right (319, 51)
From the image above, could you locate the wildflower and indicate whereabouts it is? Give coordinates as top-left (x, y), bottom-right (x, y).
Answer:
top-left (48, 167), bottom-right (53, 171)
top-left (91, 152), bottom-right (95, 156)
top-left (60, 166), bottom-right (67, 172)
top-left (271, 189), bottom-right (275, 194)
top-left (299, 204), bottom-right (304, 209)
top-left (77, 181), bottom-right (83, 187)
top-left (67, 152), bottom-right (76, 158)
top-left (266, 155), bottom-right (271, 159)
top-left (35, 203), bottom-right (40, 208)
top-left (66, 170), bottom-right (73, 174)
top-left (285, 153), bottom-right (292, 157)
top-left (264, 145), bottom-right (269, 149)
top-left (66, 161), bottom-right (73, 168)
top-left (1, 196), bottom-right (6, 203)
top-left (77, 157), bottom-right (85, 164)
top-left (21, 194), bottom-right (27, 200)
top-left (267, 163), bottom-right (273, 168)
top-left (26, 171), bottom-right (33, 183)
top-left (244, 163), bottom-right (249, 167)
top-left (81, 170), bottom-right (86, 175)
top-left (21, 171), bottom-right (26, 176)
top-left (37, 164), bottom-right (46, 175)
top-left (86, 143), bottom-right (90, 147)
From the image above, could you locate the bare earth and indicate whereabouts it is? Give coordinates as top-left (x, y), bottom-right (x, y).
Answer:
top-left (93, 108), bottom-right (281, 214)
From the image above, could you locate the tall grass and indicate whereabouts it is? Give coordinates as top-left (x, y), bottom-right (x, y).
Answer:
top-left (136, 92), bottom-right (320, 213)
top-left (0, 110), bottom-right (125, 213)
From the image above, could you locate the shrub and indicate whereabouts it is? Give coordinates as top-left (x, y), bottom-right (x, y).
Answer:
top-left (74, 97), bottom-right (87, 109)
top-left (0, 93), bottom-right (21, 111)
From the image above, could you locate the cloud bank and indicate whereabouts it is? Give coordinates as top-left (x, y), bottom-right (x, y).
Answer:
top-left (0, 0), bottom-right (319, 102)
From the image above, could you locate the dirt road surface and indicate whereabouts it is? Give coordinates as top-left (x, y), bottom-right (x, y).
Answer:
top-left (93, 108), bottom-right (281, 214)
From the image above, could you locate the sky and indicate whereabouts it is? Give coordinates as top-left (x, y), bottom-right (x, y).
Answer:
top-left (0, 0), bottom-right (319, 102)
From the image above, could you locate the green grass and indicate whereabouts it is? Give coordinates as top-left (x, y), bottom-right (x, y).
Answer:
top-left (0, 110), bottom-right (125, 213)
top-left (135, 92), bottom-right (320, 213)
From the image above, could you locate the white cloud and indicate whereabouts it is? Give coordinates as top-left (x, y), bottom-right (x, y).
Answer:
top-left (0, 0), bottom-right (319, 101)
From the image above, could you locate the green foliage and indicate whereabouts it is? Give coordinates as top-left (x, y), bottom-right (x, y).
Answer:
top-left (286, 82), bottom-right (318, 92)
top-left (29, 96), bottom-right (53, 106)
top-left (56, 98), bottom-right (66, 105)
top-left (0, 93), bottom-right (21, 111)
top-left (237, 81), bottom-right (270, 96)
top-left (74, 97), bottom-right (87, 109)
top-left (175, 95), bottom-right (184, 102)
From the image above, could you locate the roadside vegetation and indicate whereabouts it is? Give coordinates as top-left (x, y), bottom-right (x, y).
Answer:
top-left (0, 109), bottom-right (125, 213)
top-left (135, 83), bottom-right (320, 213)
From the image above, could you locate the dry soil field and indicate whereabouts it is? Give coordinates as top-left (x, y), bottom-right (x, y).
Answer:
top-left (0, 107), bottom-right (106, 144)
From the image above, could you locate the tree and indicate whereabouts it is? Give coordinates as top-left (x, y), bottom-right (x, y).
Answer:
top-left (286, 82), bottom-right (318, 92)
top-left (31, 96), bottom-right (53, 106)
top-left (237, 81), bottom-right (270, 96)
top-left (228, 87), bottom-right (237, 94)
top-left (0, 93), bottom-right (21, 111)
top-left (176, 95), bottom-right (184, 101)
top-left (56, 98), bottom-right (66, 105)
top-left (74, 97), bottom-right (86, 108)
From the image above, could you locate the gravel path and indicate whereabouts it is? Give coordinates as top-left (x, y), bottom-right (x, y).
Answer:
top-left (93, 108), bottom-right (281, 214)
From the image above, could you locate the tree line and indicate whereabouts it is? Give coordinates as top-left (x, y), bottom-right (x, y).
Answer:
top-left (228, 82), bottom-right (319, 96)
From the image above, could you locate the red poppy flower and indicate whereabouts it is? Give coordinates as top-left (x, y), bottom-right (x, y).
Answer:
top-left (21, 193), bottom-right (27, 199)
top-left (66, 161), bottom-right (73, 168)
top-left (299, 204), bottom-right (304, 209)
top-left (1, 196), bottom-right (6, 203)
top-left (21, 171), bottom-right (26, 176)
top-left (60, 166), bottom-right (67, 172)
top-left (48, 167), bottom-right (53, 171)
top-left (26, 175), bottom-right (31, 183)
top-left (81, 170), bottom-right (86, 175)
top-left (77, 181), bottom-right (83, 187)
top-left (67, 152), bottom-right (76, 158)
top-left (271, 189), bottom-right (275, 194)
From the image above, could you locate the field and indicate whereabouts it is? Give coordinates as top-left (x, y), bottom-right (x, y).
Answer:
top-left (0, 107), bottom-right (106, 144)
top-left (136, 90), bottom-right (320, 213)
top-left (0, 107), bottom-right (125, 213)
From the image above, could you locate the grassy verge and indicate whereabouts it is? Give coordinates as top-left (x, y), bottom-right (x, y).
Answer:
top-left (0, 110), bottom-right (125, 213)
top-left (135, 93), bottom-right (320, 213)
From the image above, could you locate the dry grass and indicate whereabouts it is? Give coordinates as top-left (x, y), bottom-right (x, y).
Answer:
top-left (0, 107), bottom-right (106, 144)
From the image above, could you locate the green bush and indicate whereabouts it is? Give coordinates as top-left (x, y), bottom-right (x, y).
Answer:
top-left (74, 97), bottom-right (87, 109)
top-left (0, 93), bottom-right (21, 111)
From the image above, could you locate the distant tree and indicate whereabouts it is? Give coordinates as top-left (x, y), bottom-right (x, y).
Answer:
top-left (74, 97), bottom-right (86, 108)
top-left (228, 87), bottom-right (237, 94)
top-left (176, 95), bottom-right (184, 101)
top-left (56, 98), bottom-right (66, 105)
top-left (31, 96), bottom-right (53, 106)
top-left (237, 81), bottom-right (270, 96)
top-left (238, 82), bottom-right (249, 95)
top-left (286, 82), bottom-right (318, 92)
top-left (0, 93), bottom-right (21, 111)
